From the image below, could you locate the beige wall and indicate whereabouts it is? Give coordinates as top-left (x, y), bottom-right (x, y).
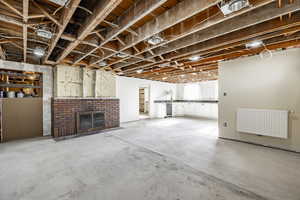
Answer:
top-left (219, 48), bottom-right (300, 152)
top-left (54, 65), bottom-right (116, 98)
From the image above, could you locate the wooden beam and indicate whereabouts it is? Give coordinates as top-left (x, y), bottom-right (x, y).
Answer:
top-left (0, 14), bottom-right (23, 26)
top-left (107, 0), bottom-right (274, 70)
top-left (27, 14), bottom-right (46, 19)
top-left (0, 0), bottom-right (23, 17)
top-left (31, 0), bottom-right (62, 27)
top-left (151, 1), bottom-right (300, 59)
top-left (122, 1), bottom-right (300, 72)
top-left (73, 0), bottom-right (170, 64)
top-left (55, 0), bottom-right (122, 63)
top-left (89, 0), bottom-right (221, 65)
top-left (0, 45), bottom-right (6, 60)
top-left (23, 0), bottom-right (29, 62)
top-left (44, 0), bottom-right (81, 62)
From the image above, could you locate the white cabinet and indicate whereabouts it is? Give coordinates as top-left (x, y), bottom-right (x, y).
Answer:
top-left (154, 102), bottom-right (218, 119)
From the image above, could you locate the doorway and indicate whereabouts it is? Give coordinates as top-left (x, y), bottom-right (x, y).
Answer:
top-left (139, 86), bottom-right (150, 119)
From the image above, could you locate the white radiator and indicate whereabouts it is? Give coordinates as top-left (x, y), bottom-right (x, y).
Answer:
top-left (237, 108), bottom-right (288, 139)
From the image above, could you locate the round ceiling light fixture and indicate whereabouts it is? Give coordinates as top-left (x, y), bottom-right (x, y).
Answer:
top-left (33, 47), bottom-right (45, 57)
top-left (136, 69), bottom-right (143, 74)
top-left (229, 0), bottom-right (249, 12)
top-left (245, 40), bottom-right (264, 49)
top-left (189, 55), bottom-right (202, 61)
top-left (116, 52), bottom-right (127, 58)
top-left (147, 35), bottom-right (164, 45)
top-left (98, 61), bottom-right (107, 67)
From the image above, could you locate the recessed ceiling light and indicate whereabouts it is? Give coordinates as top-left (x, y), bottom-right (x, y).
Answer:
top-left (98, 61), bottom-right (107, 67)
top-left (33, 47), bottom-right (45, 57)
top-left (116, 52), bottom-right (127, 58)
top-left (147, 35), bottom-right (164, 45)
top-left (192, 73), bottom-right (197, 75)
top-left (136, 69), bottom-right (143, 74)
top-left (189, 55), bottom-right (201, 61)
top-left (246, 40), bottom-right (264, 49)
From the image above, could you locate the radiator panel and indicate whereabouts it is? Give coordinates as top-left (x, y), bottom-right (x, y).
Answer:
top-left (237, 108), bottom-right (288, 139)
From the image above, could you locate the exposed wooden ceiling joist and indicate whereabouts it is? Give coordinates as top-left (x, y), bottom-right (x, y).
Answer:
top-left (111, 0), bottom-right (274, 71)
top-left (54, 0), bottom-right (122, 63)
top-left (89, 0), bottom-right (222, 66)
top-left (122, 0), bottom-right (300, 73)
top-left (44, 0), bottom-right (82, 63)
top-left (72, 0), bottom-right (171, 65)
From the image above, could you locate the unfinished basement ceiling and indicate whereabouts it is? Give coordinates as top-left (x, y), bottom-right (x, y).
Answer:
top-left (0, 0), bottom-right (300, 83)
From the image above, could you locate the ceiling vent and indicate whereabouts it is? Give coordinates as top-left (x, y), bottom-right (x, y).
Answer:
top-left (48, 0), bottom-right (69, 6)
top-left (36, 29), bottom-right (53, 39)
top-left (219, 0), bottom-right (250, 15)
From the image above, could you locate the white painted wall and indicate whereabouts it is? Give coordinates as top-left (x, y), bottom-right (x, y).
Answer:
top-left (219, 48), bottom-right (300, 152)
top-left (173, 80), bottom-right (219, 119)
top-left (116, 76), bottom-right (176, 123)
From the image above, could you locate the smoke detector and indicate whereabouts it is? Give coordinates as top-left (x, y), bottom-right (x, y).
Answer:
top-left (219, 0), bottom-right (249, 15)
top-left (147, 35), bottom-right (164, 45)
top-left (36, 29), bottom-right (53, 39)
top-left (49, 0), bottom-right (69, 6)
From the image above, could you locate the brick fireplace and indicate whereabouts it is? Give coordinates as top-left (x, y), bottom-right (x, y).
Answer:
top-left (52, 98), bottom-right (119, 138)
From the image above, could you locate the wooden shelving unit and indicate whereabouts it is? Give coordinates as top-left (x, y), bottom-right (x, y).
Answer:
top-left (0, 69), bottom-right (43, 97)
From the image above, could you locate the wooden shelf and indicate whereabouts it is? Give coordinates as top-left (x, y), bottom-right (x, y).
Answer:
top-left (0, 83), bottom-right (42, 89)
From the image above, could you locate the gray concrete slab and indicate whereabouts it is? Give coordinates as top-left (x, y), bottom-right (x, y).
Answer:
top-left (0, 117), bottom-right (299, 200)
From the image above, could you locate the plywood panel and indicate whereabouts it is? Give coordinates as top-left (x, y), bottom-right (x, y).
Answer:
top-left (2, 98), bottom-right (43, 142)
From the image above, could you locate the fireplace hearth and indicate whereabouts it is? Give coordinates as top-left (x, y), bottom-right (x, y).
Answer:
top-left (52, 98), bottom-right (119, 138)
top-left (77, 111), bottom-right (105, 133)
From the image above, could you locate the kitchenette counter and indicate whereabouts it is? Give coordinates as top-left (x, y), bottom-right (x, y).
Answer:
top-left (154, 100), bottom-right (218, 103)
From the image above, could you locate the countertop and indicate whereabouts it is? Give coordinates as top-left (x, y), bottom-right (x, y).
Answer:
top-left (154, 100), bottom-right (218, 103)
top-left (53, 97), bottom-right (119, 100)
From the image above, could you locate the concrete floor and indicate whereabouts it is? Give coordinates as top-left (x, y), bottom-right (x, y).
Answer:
top-left (0, 118), bottom-right (299, 200)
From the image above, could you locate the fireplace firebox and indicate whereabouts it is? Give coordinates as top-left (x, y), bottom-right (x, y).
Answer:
top-left (77, 111), bottom-right (105, 133)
